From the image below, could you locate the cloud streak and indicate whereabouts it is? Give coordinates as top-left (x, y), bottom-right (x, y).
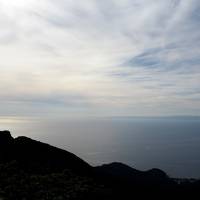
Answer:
top-left (0, 0), bottom-right (200, 117)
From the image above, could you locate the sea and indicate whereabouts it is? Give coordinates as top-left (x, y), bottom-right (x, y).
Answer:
top-left (1, 116), bottom-right (200, 178)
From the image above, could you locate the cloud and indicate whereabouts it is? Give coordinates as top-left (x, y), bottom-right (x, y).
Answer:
top-left (0, 0), bottom-right (200, 117)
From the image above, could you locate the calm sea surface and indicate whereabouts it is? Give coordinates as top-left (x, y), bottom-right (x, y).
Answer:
top-left (1, 117), bottom-right (200, 178)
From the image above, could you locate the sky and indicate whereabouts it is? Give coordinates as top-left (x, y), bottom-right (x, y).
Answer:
top-left (0, 0), bottom-right (200, 118)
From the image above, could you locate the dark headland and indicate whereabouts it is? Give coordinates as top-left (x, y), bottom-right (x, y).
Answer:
top-left (0, 130), bottom-right (199, 200)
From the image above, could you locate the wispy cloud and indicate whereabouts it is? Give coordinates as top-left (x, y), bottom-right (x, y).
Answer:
top-left (0, 0), bottom-right (200, 117)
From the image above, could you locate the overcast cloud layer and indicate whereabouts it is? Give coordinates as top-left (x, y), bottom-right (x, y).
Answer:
top-left (0, 0), bottom-right (200, 118)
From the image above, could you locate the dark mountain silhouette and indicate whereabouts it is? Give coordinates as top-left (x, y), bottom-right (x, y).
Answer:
top-left (95, 162), bottom-right (172, 185)
top-left (0, 130), bottom-right (199, 200)
top-left (0, 130), bottom-right (91, 175)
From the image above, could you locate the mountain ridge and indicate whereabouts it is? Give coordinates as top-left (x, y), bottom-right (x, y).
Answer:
top-left (0, 130), bottom-right (199, 199)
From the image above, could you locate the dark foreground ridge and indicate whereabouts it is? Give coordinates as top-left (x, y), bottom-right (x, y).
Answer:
top-left (0, 130), bottom-right (199, 199)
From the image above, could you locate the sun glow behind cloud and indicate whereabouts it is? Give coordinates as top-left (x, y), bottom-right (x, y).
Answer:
top-left (0, 0), bottom-right (200, 118)
top-left (1, 0), bottom-right (33, 7)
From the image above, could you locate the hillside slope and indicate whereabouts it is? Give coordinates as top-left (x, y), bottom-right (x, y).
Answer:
top-left (0, 130), bottom-right (199, 199)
